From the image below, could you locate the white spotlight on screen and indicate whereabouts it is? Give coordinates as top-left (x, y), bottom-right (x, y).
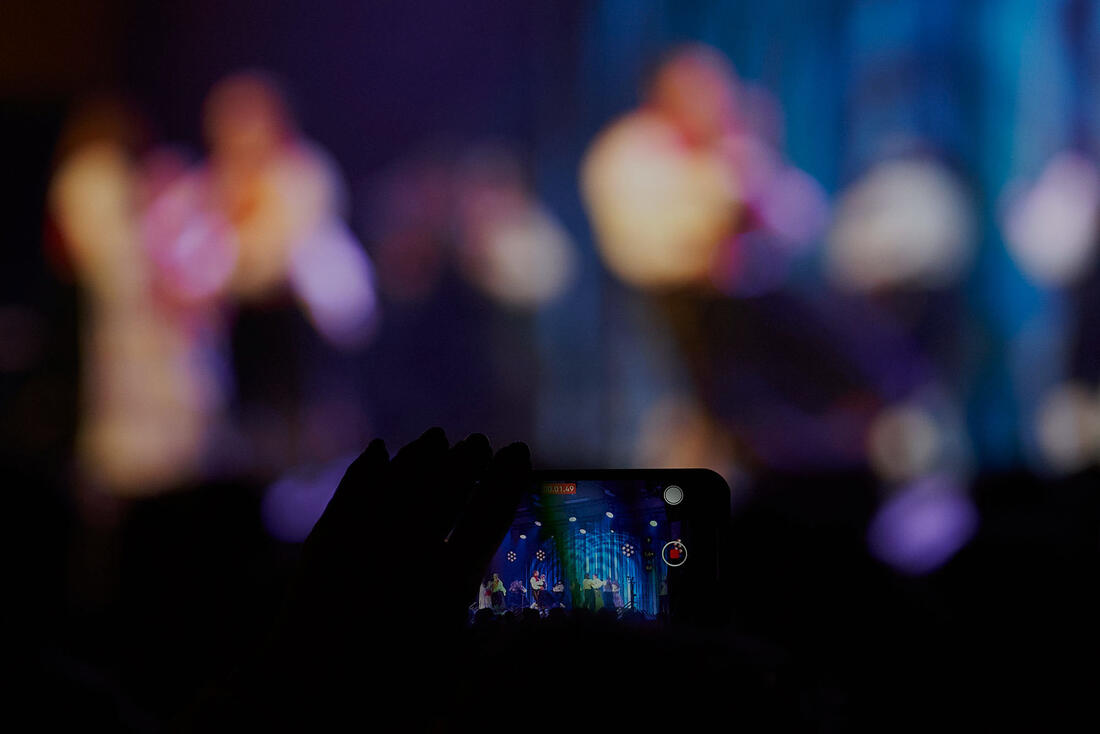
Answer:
top-left (534, 521), bottom-right (542, 527)
top-left (649, 520), bottom-right (658, 527)
top-left (569, 516), bottom-right (577, 522)
top-left (605, 511), bottom-right (614, 518)
top-left (519, 534), bottom-right (527, 539)
top-left (579, 528), bottom-right (587, 534)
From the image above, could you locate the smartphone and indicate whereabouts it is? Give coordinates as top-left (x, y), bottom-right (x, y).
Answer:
top-left (474, 469), bottom-right (729, 626)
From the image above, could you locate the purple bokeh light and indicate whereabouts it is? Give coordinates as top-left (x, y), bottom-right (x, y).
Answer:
top-left (867, 475), bottom-right (978, 575)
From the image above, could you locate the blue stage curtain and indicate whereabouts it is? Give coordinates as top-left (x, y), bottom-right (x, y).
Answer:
top-left (489, 518), bottom-right (662, 615)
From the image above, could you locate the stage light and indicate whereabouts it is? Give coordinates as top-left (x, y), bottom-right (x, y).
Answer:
top-left (507, 551), bottom-right (517, 563)
top-left (535, 549), bottom-right (546, 561)
top-left (649, 520), bottom-right (658, 527)
top-left (569, 516), bottom-right (577, 522)
top-left (579, 528), bottom-right (587, 534)
top-left (605, 511), bottom-right (614, 518)
top-left (534, 520), bottom-right (542, 526)
top-left (519, 534), bottom-right (527, 539)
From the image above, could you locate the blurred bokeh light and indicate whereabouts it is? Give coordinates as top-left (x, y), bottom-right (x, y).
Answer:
top-left (1002, 151), bottom-right (1100, 286)
top-left (827, 156), bottom-right (976, 291)
top-left (867, 475), bottom-right (978, 576)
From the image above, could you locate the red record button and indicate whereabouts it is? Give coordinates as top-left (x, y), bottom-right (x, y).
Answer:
top-left (661, 540), bottom-right (687, 567)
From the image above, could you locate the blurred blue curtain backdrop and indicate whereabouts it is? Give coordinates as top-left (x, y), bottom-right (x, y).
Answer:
top-left (530, 0), bottom-right (1100, 469)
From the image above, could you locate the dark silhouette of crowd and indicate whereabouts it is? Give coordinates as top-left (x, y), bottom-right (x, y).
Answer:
top-left (16, 430), bottom-right (1100, 731)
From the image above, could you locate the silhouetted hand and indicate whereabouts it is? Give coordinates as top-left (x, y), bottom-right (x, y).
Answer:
top-left (181, 428), bottom-right (530, 729)
top-left (287, 428), bottom-right (529, 628)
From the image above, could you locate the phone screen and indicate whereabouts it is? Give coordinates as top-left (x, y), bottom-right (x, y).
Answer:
top-left (473, 471), bottom-right (724, 623)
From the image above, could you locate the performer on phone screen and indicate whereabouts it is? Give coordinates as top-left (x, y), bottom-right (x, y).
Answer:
top-left (607, 577), bottom-right (622, 609)
top-left (581, 574), bottom-right (595, 610)
top-left (489, 573), bottom-right (506, 612)
top-left (552, 579), bottom-right (566, 608)
top-left (582, 573), bottom-right (605, 611)
top-left (600, 574), bottom-right (616, 610)
top-left (508, 579), bottom-right (527, 611)
top-left (478, 574), bottom-right (492, 610)
top-left (529, 570), bottom-right (546, 609)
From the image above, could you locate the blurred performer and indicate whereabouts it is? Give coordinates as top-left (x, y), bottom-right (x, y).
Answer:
top-left (49, 99), bottom-right (229, 497)
top-left (362, 146), bottom-right (574, 449)
top-left (581, 45), bottom-right (826, 292)
top-left (579, 46), bottom-right (760, 471)
top-left (200, 74), bottom-right (336, 304)
top-left (529, 570), bottom-right (546, 609)
top-left (149, 73), bottom-right (377, 473)
top-left (582, 47), bottom-right (740, 291)
top-left (453, 147), bottom-right (577, 309)
top-left (583, 46), bottom-right (923, 475)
